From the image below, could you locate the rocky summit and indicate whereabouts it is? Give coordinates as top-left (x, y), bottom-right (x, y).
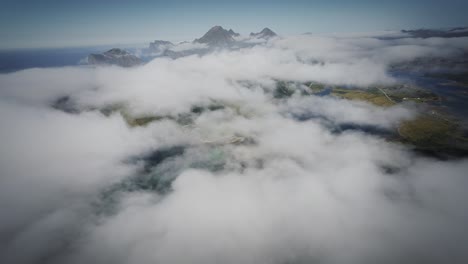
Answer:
top-left (194, 26), bottom-right (239, 46)
top-left (250, 27), bottom-right (277, 39)
top-left (149, 40), bottom-right (174, 53)
top-left (87, 48), bottom-right (143, 67)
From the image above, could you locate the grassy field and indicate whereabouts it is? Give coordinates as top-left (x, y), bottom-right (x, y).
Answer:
top-left (398, 115), bottom-right (457, 146)
top-left (331, 88), bottom-right (396, 107)
top-left (125, 115), bottom-right (163, 127)
top-left (397, 114), bottom-right (468, 157)
top-left (307, 82), bottom-right (326, 93)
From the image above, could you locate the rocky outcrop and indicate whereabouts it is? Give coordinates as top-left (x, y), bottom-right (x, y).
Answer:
top-left (149, 40), bottom-right (174, 53)
top-left (87, 48), bottom-right (142, 67)
top-left (250, 28), bottom-right (277, 39)
top-left (194, 26), bottom-right (239, 47)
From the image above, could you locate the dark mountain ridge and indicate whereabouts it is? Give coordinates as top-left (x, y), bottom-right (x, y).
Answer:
top-left (250, 28), bottom-right (277, 38)
top-left (193, 26), bottom-right (240, 46)
top-left (87, 48), bottom-right (142, 67)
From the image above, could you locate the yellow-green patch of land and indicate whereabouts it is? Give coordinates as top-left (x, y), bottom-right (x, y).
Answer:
top-left (124, 115), bottom-right (164, 127)
top-left (400, 96), bottom-right (440, 103)
top-left (398, 115), bottom-right (458, 146)
top-left (307, 83), bottom-right (326, 93)
top-left (331, 88), bottom-right (396, 107)
top-left (99, 104), bottom-right (164, 127)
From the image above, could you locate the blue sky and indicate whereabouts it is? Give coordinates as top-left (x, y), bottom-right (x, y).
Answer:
top-left (1, 0), bottom-right (467, 49)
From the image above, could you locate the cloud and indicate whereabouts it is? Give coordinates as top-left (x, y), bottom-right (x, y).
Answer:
top-left (169, 42), bottom-right (208, 52)
top-left (0, 33), bottom-right (467, 264)
top-left (282, 95), bottom-right (414, 128)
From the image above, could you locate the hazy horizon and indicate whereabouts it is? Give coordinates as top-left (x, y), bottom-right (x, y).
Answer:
top-left (1, 0), bottom-right (468, 49)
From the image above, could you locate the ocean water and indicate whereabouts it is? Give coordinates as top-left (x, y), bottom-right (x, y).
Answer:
top-left (0, 46), bottom-right (127, 73)
top-left (392, 71), bottom-right (468, 124)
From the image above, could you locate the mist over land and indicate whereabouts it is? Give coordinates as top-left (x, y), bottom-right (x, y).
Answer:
top-left (1, 19), bottom-right (468, 264)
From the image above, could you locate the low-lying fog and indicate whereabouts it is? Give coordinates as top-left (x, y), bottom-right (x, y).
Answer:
top-left (1, 32), bottom-right (468, 264)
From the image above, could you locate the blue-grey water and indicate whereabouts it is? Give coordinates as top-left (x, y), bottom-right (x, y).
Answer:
top-left (0, 46), bottom-right (148, 73)
top-left (392, 71), bottom-right (468, 125)
top-left (0, 47), bottom-right (100, 73)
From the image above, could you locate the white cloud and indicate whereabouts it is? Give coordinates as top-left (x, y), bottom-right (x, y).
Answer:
top-left (170, 42), bottom-right (208, 52)
top-left (0, 32), bottom-right (467, 264)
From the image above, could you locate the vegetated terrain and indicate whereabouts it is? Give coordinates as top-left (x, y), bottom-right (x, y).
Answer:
top-left (306, 81), bottom-right (468, 158)
top-left (52, 76), bottom-right (468, 160)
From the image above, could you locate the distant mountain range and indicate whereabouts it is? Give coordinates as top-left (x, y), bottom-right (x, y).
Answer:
top-left (87, 26), bottom-right (278, 66)
top-left (402, 27), bottom-right (468, 38)
top-left (144, 26), bottom-right (278, 59)
top-left (86, 25), bottom-right (468, 68)
top-left (192, 26), bottom-right (277, 47)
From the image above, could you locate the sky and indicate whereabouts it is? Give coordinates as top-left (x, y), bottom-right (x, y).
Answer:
top-left (0, 0), bottom-right (468, 49)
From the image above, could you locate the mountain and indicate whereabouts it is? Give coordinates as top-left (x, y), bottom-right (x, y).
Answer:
top-left (149, 40), bottom-right (174, 53)
top-left (87, 48), bottom-right (142, 67)
top-left (194, 26), bottom-right (239, 46)
top-left (250, 28), bottom-right (277, 39)
top-left (402, 27), bottom-right (468, 38)
top-left (228, 29), bottom-right (240, 37)
top-left (142, 26), bottom-right (279, 60)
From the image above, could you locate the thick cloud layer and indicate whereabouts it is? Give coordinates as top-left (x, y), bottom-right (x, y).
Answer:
top-left (1, 34), bottom-right (468, 264)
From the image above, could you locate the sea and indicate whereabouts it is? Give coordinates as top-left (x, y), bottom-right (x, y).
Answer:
top-left (0, 46), bottom-right (144, 73)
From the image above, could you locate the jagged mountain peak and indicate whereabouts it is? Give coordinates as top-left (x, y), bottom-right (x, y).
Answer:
top-left (228, 29), bottom-right (240, 37)
top-left (87, 48), bottom-right (142, 67)
top-left (194, 26), bottom-right (239, 46)
top-left (149, 40), bottom-right (174, 52)
top-left (250, 27), bottom-right (277, 38)
top-left (104, 48), bottom-right (131, 56)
